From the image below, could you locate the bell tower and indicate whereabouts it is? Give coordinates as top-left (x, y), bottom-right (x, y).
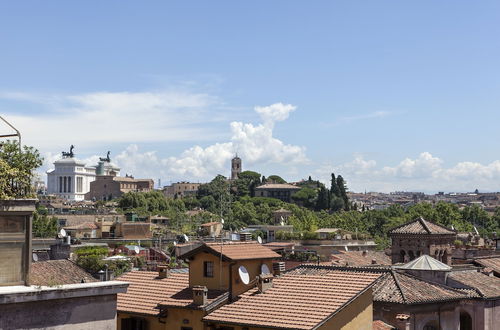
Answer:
top-left (231, 155), bottom-right (242, 180)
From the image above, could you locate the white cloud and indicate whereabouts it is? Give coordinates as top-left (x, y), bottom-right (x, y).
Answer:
top-left (1, 89), bottom-right (222, 151)
top-left (254, 103), bottom-right (296, 127)
top-left (38, 102), bottom-right (307, 183)
top-left (316, 152), bottom-right (500, 193)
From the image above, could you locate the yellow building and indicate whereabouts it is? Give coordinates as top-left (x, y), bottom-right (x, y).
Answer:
top-left (117, 241), bottom-right (380, 330)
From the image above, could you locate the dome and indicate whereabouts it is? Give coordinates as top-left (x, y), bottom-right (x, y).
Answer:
top-left (396, 254), bottom-right (452, 271)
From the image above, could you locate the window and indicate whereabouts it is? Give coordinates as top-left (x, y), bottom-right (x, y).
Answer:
top-left (77, 177), bottom-right (83, 193)
top-left (121, 317), bottom-right (148, 330)
top-left (204, 261), bottom-right (214, 277)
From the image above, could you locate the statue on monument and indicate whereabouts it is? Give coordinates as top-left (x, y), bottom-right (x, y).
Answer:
top-left (62, 145), bottom-right (74, 158)
top-left (99, 151), bottom-right (111, 162)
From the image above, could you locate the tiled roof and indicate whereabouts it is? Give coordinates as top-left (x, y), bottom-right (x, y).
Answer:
top-left (64, 222), bottom-right (98, 230)
top-left (181, 241), bottom-right (281, 261)
top-left (372, 271), bottom-right (469, 304)
top-left (389, 217), bottom-right (455, 235)
top-left (473, 255), bottom-right (500, 275)
top-left (117, 271), bottom-right (226, 316)
top-left (395, 255), bottom-right (451, 271)
top-left (331, 251), bottom-right (392, 267)
top-left (373, 320), bottom-right (396, 330)
top-left (448, 271), bottom-right (500, 299)
top-left (203, 268), bottom-right (381, 330)
top-left (255, 183), bottom-right (301, 190)
top-left (30, 260), bottom-right (97, 286)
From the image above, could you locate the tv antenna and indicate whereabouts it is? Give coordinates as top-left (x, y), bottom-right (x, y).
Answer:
top-left (0, 115), bottom-right (22, 152)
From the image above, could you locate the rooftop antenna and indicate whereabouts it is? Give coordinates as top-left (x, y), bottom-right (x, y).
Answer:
top-left (0, 115), bottom-right (22, 152)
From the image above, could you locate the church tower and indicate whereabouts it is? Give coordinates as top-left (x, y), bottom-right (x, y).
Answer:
top-left (231, 155), bottom-right (242, 180)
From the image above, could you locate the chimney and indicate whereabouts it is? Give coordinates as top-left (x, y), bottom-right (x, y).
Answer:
top-left (157, 264), bottom-right (170, 279)
top-left (362, 250), bottom-right (367, 256)
top-left (258, 274), bottom-right (273, 293)
top-left (272, 261), bottom-right (285, 275)
top-left (371, 258), bottom-right (377, 264)
top-left (192, 285), bottom-right (208, 306)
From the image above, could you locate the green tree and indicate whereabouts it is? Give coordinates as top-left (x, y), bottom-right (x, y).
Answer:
top-left (291, 187), bottom-right (318, 208)
top-left (233, 171), bottom-right (261, 197)
top-left (336, 175), bottom-right (349, 210)
top-left (32, 208), bottom-right (58, 238)
top-left (267, 175), bottom-right (286, 184)
top-left (0, 140), bottom-right (43, 199)
top-left (330, 173), bottom-right (340, 198)
top-left (315, 186), bottom-right (330, 211)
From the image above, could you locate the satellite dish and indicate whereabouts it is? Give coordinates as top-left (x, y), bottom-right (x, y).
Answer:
top-left (32, 253), bottom-right (38, 262)
top-left (173, 241), bottom-right (177, 246)
top-left (257, 236), bottom-right (263, 244)
top-left (221, 218), bottom-right (225, 224)
top-left (134, 246), bottom-right (140, 254)
top-left (238, 265), bottom-right (250, 285)
top-left (261, 264), bottom-right (270, 275)
top-left (451, 225), bottom-right (455, 230)
top-left (183, 234), bottom-right (189, 242)
top-left (59, 228), bottom-right (67, 238)
top-left (280, 221), bottom-right (285, 226)
top-left (344, 246), bottom-right (349, 252)
top-left (474, 226), bottom-right (479, 235)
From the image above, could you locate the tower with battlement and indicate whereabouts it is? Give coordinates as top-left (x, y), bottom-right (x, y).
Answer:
top-left (231, 155), bottom-right (242, 180)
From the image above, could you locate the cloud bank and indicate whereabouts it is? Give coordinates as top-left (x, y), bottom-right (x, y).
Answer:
top-left (316, 152), bottom-right (500, 193)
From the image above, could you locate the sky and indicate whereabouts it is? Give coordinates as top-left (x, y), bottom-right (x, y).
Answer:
top-left (1, 1), bottom-right (500, 193)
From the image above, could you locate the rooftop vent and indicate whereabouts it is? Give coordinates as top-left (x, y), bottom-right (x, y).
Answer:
top-left (192, 285), bottom-right (208, 306)
top-left (257, 274), bottom-right (273, 293)
top-left (272, 261), bottom-right (285, 275)
top-left (157, 264), bottom-right (170, 279)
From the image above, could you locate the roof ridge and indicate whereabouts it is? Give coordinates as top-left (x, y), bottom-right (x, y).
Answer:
top-left (397, 270), bottom-right (470, 296)
top-left (390, 270), bottom-right (407, 304)
top-left (418, 217), bottom-right (431, 234)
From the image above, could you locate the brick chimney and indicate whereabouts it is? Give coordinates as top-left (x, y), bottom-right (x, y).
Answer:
top-left (258, 274), bottom-right (273, 293)
top-left (157, 264), bottom-right (170, 279)
top-left (193, 286), bottom-right (208, 306)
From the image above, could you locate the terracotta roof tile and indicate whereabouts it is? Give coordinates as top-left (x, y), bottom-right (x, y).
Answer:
top-left (203, 269), bottom-right (381, 329)
top-left (373, 320), bottom-right (396, 330)
top-left (331, 251), bottom-right (391, 267)
top-left (181, 241), bottom-right (281, 261)
top-left (372, 271), bottom-right (470, 304)
top-left (473, 255), bottom-right (500, 275)
top-left (448, 271), bottom-right (500, 299)
top-left (116, 271), bottom-right (227, 316)
top-left (30, 260), bottom-right (97, 286)
top-left (389, 217), bottom-right (455, 235)
top-left (255, 183), bottom-right (301, 190)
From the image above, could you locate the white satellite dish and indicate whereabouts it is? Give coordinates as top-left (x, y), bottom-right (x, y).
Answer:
top-left (134, 246), bottom-right (140, 254)
top-left (280, 221), bottom-right (285, 226)
top-left (173, 241), bottom-right (177, 246)
top-left (32, 253), bottom-right (38, 262)
top-left (221, 218), bottom-right (225, 224)
top-left (344, 246), bottom-right (349, 252)
top-left (257, 236), bottom-right (263, 244)
top-left (451, 225), bottom-right (455, 230)
top-left (238, 265), bottom-right (250, 285)
top-left (474, 226), bottom-right (479, 235)
top-left (59, 228), bottom-right (67, 238)
top-left (183, 234), bottom-right (189, 242)
top-left (261, 264), bottom-right (270, 275)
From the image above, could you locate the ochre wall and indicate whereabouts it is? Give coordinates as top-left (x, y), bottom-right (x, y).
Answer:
top-left (118, 309), bottom-right (205, 330)
top-left (188, 252), bottom-right (273, 297)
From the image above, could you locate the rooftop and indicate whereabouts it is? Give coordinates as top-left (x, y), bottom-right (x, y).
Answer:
top-left (203, 268), bottom-right (381, 329)
top-left (255, 183), bottom-right (301, 190)
top-left (473, 255), bottom-right (500, 275)
top-left (395, 254), bottom-right (452, 271)
top-left (180, 241), bottom-right (281, 261)
top-left (373, 320), bottom-right (396, 330)
top-left (389, 217), bottom-right (455, 235)
top-left (448, 271), bottom-right (500, 299)
top-left (331, 250), bottom-right (392, 267)
top-left (30, 260), bottom-right (97, 286)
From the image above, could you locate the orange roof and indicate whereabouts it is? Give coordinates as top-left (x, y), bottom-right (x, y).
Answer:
top-left (117, 271), bottom-right (227, 316)
top-left (373, 320), bottom-right (396, 330)
top-left (389, 217), bottom-right (455, 235)
top-left (181, 241), bottom-right (281, 261)
top-left (203, 270), bottom-right (381, 329)
top-left (473, 255), bottom-right (500, 275)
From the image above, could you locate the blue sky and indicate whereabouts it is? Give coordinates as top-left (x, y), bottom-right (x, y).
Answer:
top-left (1, 1), bottom-right (500, 192)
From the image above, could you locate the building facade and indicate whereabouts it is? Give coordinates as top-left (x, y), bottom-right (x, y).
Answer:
top-left (163, 182), bottom-right (201, 199)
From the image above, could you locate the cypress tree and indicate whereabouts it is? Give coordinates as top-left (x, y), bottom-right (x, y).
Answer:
top-left (330, 173), bottom-right (340, 197)
top-left (336, 175), bottom-right (349, 211)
